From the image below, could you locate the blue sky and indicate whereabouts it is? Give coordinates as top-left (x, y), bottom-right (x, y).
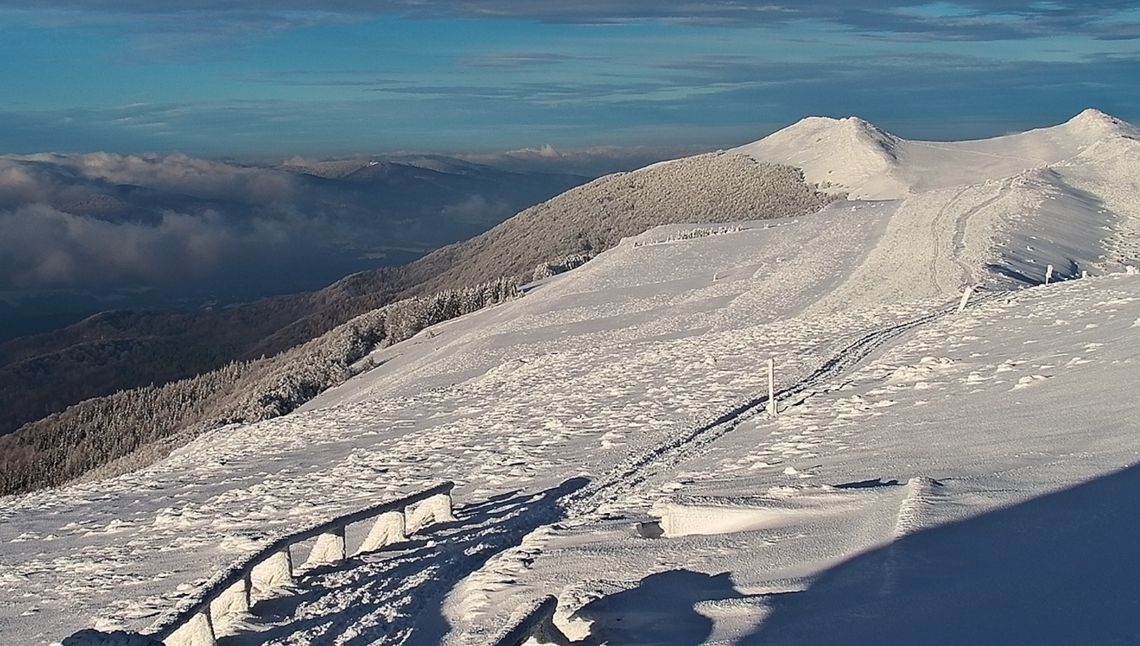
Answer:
top-left (1, 1), bottom-right (1138, 157)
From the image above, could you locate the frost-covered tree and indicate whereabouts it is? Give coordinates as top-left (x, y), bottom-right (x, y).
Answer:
top-left (533, 251), bottom-right (597, 281)
top-left (0, 278), bottom-right (519, 496)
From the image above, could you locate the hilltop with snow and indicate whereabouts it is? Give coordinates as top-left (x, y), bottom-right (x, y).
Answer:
top-left (735, 108), bottom-right (1139, 200)
top-left (2, 111), bottom-right (1139, 646)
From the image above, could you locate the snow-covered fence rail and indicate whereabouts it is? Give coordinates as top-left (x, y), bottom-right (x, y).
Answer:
top-left (69, 482), bottom-right (456, 646)
top-left (487, 595), bottom-right (568, 646)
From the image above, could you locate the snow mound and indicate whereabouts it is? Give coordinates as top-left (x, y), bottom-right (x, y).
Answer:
top-left (736, 110), bottom-right (1137, 200)
top-left (1061, 108), bottom-right (1139, 141)
top-left (733, 116), bottom-right (907, 200)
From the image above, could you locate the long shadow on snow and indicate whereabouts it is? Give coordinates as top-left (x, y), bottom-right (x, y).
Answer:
top-left (218, 477), bottom-right (589, 646)
top-left (986, 260), bottom-right (1080, 286)
top-left (743, 464), bottom-right (1140, 646)
top-left (575, 570), bottom-right (743, 646)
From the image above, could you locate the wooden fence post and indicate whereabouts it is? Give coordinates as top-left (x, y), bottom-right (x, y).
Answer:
top-left (356, 511), bottom-right (407, 554)
top-left (304, 526), bottom-right (347, 569)
top-left (208, 576), bottom-right (251, 629)
top-left (957, 286), bottom-right (973, 314)
top-left (164, 611), bottom-right (215, 646)
top-left (250, 548), bottom-right (294, 596)
top-left (406, 493), bottom-right (457, 535)
top-left (767, 358), bottom-right (777, 418)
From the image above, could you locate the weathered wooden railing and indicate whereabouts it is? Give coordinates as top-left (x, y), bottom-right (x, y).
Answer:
top-left (68, 482), bottom-right (455, 646)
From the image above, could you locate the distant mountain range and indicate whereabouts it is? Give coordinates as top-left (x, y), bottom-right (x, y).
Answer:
top-left (0, 152), bottom-right (589, 341)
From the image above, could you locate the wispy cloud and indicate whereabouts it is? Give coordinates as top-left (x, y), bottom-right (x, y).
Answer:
top-left (0, 204), bottom-right (290, 289)
top-left (461, 52), bottom-right (579, 68)
top-left (3, 1), bottom-right (1138, 40)
top-left (0, 154), bottom-right (315, 289)
top-left (3, 1), bottom-right (1137, 156)
top-left (4, 49), bottom-right (1138, 156)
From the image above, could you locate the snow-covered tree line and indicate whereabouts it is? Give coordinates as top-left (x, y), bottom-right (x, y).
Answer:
top-left (634, 226), bottom-right (744, 247)
top-left (532, 251), bottom-right (597, 281)
top-left (406, 156), bottom-right (836, 296)
top-left (382, 277), bottom-right (517, 344)
top-left (0, 278), bottom-right (519, 496)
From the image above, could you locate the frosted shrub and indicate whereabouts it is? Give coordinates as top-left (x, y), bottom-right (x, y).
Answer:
top-left (532, 251), bottom-right (597, 281)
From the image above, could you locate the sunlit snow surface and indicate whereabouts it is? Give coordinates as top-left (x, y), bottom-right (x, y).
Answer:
top-left (2, 114), bottom-right (1139, 645)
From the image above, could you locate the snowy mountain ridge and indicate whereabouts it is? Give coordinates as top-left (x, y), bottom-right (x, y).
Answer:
top-left (735, 107), bottom-right (1139, 199)
top-left (3, 111), bottom-right (1140, 646)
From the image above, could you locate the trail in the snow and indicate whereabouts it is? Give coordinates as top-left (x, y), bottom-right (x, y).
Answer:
top-left (948, 181), bottom-right (1012, 287)
top-left (564, 294), bottom-right (986, 518)
top-left (926, 187), bottom-right (973, 290)
top-left (881, 476), bottom-right (943, 594)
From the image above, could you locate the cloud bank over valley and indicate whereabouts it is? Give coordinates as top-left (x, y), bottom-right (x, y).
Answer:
top-left (0, 151), bottom-right (594, 339)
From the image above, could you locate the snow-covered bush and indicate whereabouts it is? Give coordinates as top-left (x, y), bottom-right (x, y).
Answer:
top-left (383, 278), bottom-right (517, 345)
top-left (532, 251), bottom-right (597, 281)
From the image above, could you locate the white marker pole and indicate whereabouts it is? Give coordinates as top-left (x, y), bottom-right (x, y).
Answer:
top-left (1045, 264), bottom-right (1054, 285)
top-left (1081, 270), bottom-right (1088, 280)
top-left (767, 358), bottom-right (777, 418)
top-left (957, 286), bottom-right (974, 314)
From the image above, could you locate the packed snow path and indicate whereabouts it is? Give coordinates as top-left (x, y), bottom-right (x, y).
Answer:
top-left (2, 112), bottom-right (1139, 644)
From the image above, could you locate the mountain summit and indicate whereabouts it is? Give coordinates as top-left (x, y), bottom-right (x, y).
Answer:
top-left (736, 109), bottom-right (1136, 199)
top-left (1061, 108), bottom-right (1139, 140)
top-left (733, 115), bottom-right (906, 200)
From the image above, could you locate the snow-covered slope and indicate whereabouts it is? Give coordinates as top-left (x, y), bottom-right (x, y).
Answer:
top-left (2, 112), bottom-right (1139, 646)
top-left (733, 116), bottom-right (908, 200)
top-left (735, 108), bottom-right (1139, 199)
top-left (465, 274), bottom-right (1140, 646)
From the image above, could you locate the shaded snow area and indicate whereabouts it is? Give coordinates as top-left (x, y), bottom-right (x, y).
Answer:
top-left (3, 112), bottom-right (1140, 645)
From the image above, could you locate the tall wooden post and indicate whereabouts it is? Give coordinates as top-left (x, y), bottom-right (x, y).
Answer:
top-left (767, 358), bottom-right (777, 418)
top-left (957, 286), bottom-right (973, 314)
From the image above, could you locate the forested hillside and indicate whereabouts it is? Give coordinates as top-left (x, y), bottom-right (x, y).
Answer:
top-left (0, 279), bottom-right (518, 495)
top-left (0, 156), bottom-right (835, 494)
